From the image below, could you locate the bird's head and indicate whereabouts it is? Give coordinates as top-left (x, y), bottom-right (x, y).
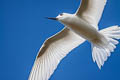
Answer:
top-left (46, 13), bottom-right (74, 24)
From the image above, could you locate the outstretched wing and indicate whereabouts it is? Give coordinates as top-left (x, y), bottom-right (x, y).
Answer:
top-left (29, 27), bottom-right (85, 80)
top-left (76, 0), bottom-right (107, 29)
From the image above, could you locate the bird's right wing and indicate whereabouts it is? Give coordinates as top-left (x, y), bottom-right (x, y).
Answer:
top-left (29, 27), bottom-right (85, 80)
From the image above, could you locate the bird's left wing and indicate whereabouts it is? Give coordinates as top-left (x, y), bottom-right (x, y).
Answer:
top-left (76, 0), bottom-right (107, 29)
top-left (29, 27), bottom-right (85, 80)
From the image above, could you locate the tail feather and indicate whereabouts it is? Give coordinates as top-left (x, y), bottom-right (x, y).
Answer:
top-left (92, 25), bottom-right (120, 69)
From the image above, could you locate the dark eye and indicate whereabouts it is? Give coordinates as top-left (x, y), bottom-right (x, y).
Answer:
top-left (60, 13), bottom-right (63, 16)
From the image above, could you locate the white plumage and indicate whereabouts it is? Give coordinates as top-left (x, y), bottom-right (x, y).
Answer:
top-left (92, 26), bottom-right (120, 69)
top-left (76, 0), bottom-right (107, 29)
top-left (29, 0), bottom-right (120, 80)
top-left (29, 28), bottom-right (85, 80)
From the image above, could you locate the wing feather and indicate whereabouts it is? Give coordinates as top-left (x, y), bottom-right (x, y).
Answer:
top-left (76, 0), bottom-right (107, 29)
top-left (29, 28), bottom-right (85, 80)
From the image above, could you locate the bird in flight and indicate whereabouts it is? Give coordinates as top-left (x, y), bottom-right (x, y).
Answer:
top-left (29, 0), bottom-right (120, 80)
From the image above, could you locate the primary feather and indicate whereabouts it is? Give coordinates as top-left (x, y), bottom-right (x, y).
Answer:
top-left (29, 28), bottom-right (85, 80)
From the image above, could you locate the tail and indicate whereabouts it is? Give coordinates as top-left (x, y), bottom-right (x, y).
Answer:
top-left (91, 25), bottom-right (120, 69)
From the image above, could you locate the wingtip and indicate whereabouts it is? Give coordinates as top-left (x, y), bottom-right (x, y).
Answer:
top-left (98, 66), bottom-right (102, 70)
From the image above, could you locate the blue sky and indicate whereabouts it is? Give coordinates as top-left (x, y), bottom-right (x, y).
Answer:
top-left (0, 0), bottom-right (120, 80)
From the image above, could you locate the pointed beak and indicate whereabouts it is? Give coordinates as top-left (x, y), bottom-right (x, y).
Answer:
top-left (45, 17), bottom-right (58, 20)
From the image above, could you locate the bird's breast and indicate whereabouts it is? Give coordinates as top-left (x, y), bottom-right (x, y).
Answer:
top-left (66, 18), bottom-right (101, 42)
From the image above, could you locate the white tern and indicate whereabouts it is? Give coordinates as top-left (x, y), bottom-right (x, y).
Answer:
top-left (29, 0), bottom-right (120, 80)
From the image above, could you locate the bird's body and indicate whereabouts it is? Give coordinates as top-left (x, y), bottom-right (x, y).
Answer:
top-left (29, 0), bottom-right (120, 80)
top-left (61, 14), bottom-right (105, 45)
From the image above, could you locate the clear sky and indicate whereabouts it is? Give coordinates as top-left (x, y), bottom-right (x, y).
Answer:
top-left (0, 0), bottom-right (120, 80)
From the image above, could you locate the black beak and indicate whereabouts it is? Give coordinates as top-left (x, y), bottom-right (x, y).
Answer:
top-left (45, 17), bottom-right (58, 20)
